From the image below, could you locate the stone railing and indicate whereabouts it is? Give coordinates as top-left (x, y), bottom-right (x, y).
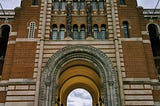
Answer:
top-left (143, 9), bottom-right (160, 18)
top-left (0, 9), bottom-right (15, 16)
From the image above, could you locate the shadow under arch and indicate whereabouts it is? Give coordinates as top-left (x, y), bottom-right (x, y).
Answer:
top-left (39, 44), bottom-right (121, 106)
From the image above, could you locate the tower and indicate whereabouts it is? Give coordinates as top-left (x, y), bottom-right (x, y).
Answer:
top-left (0, 0), bottom-right (160, 106)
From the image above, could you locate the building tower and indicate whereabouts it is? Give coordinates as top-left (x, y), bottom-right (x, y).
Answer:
top-left (0, 0), bottom-right (160, 106)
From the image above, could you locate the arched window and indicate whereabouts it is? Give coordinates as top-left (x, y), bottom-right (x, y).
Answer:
top-left (32, 0), bottom-right (38, 5)
top-left (59, 24), bottom-right (65, 40)
top-left (80, 24), bottom-right (85, 40)
top-left (120, 0), bottom-right (126, 5)
top-left (73, 0), bottom-right (78, 10)
top-left (92, 0), bottom-right (98, 10)
top-left (28, 21), bottom-right (36, 38)
top-left (93, 24), bottom-right (99, 39)
top-left (73, 25), bottom-right (79, 40)
top-left (52, 24), bottom-right (58, 40)
top-left (0, 25), bottom-right (10, 75)
top-left (67, 88), bottom-right (92, 106)
top-left (101, 24), bottom-right (106, 39)
top-left (123, 21), bottom-right (129, 38)
top-left (148, 24), bottom-right (160, 73)
top-left (54, 0), bottom-right (59, 10)
top-left (80, 0), bottom-right (85, 10)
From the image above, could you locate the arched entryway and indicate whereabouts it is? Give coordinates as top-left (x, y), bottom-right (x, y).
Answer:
top-left (39, 45), bottom-right (121, 106)
top-left (0, 25), bottom-right (10, 75)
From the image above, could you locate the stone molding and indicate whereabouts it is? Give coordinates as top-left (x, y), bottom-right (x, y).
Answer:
top-left (39, 44), bottom-right (121, 106)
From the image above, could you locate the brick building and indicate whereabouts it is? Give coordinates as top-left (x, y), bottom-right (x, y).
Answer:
top-left (0, 0), bottom-right (160, 106)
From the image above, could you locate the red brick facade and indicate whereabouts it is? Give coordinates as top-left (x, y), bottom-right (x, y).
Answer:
top-left (0, 0), bottom-right (160, 106)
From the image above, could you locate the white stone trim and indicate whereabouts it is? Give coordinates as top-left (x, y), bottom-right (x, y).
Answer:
top-left (124, 90), bottom-right (152, 94)
top-left (6, 96), bottom-right (35, 101)
top-left (5, 102), bottom-right (34, 106)
top-left (120, 38), bottom-right (143, 41)
top-left (123, 78), bottom-right (150, 82)
top-left (8, 41), bottom-right (16, 44)
top-left (16, 38), bottom-right (39, 42)
top-left (143, 40), bottom-right (150, 43)
top-left (0, 103), bottom-right (4, 106)
top-left (125, 101), bottom-right (154, 105)
top-left (10, 32), bottom-right (17, 36)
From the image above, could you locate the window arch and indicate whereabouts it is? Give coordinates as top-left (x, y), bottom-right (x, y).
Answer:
top-left (73, 24), bottom-right (79, 40)
top-left (80, 24), bottom-right (85, 40)
top-left (0, 25), bottom-right (10, 75)
top-left (59, 24), bottom-right (65, 40)
top-left (93, 24), bottom-right (99, 39)
top-left (148, 24), bottom-right (160, 74)
top-left (120, 0), bottom-right (126, 5)
top-left (101, 24), bottom-right (106, 39)
top-left (28, 21), bottom-right (36, 38)
top-left (52, 24), bottom-right (58, 40)
top-left (123, 21), bottom-right (130, 38)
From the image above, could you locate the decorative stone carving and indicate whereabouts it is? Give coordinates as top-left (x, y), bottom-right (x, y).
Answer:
top-left (66, 2), bottom-right (72, 37)
top-left (39, 44), bottom-right (121, 106)
top-left (87, 2), bottom-right (92, 37)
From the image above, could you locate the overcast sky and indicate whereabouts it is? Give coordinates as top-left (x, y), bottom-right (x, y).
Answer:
top-left (0, 0), bottom-right (160, 9)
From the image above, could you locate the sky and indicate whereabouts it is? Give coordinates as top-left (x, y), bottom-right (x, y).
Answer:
top-left (67, 88), bottom-right (92, 106)
top-left (0, 0), bottom-right (160, 9)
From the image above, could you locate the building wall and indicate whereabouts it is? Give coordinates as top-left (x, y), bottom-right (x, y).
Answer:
top-left (0, 0), bottom-right (160, 106)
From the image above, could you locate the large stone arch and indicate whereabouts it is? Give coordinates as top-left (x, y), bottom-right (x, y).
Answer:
top-left (39, 44), bottom-right (121, 106)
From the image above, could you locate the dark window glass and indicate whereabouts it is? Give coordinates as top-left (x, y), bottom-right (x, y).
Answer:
top-left (123, 21), bottom-right (129, 38)
top-left (32, 0), bottom-right (38, 5)
top-left (93, 24), bottom-right (99, 39)
top-left (59, 25), bottom-right (65, 40)
top-left (80, 25), bottom-right (85, 40)
top-left (52, 25), bottom-right (58, 40)
top-left (0, 25), bottom-right (10, 75)
top-left (73, 25), bottom-right (79, 40)
top-left (120, 0), bottom-right (125, 5)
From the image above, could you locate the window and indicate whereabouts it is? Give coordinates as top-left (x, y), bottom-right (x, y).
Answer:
top-left (73, 0), bottom-right (78, 10)
top-left (0, 25), bottom-right (10, 75)
top-left (80, 25), bottom-right (85, 40)
top-left (54, 0), bottom-right (59, 10)
top-left (101, 24), bottom-right (106, 39)
top-left (28, 22), bottom-right (36, 38)
top-left (99, 0), bottom-right (105, 10)
top-left (92, 0), bottom-right (98, 10)
top-left (60, 0), bottom-right (66, 11)
top-left (120, 0), bottom-right (125, 5)
top-left (73, 25), bottom-right (79, 40)
top-left (32, 0), bottom-right (38, 5)
top-left (80, 0), bottom-right (85, 10)
top-left (52, 24), bottom-right (58, 40)
top-left (59, 24), bottom-right (65, 40)
top-left (93, 24), bottom-right (99, 39)
top-left (123, 21), bottom-right (129, 38)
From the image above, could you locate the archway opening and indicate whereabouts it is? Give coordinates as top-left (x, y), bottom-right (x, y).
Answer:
top-left (67, 88), bottom-right (93, 106)
top-left (0, 25), bottom-right (10, 75)
top-left (148, 24), bottom-right (160, 74)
